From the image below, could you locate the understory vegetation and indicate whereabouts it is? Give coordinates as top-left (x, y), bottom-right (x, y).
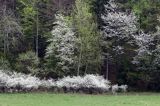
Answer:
top-left (0, 70), bottom-right (111, 93)
top-left (0, 0), bottom-right (160, 91)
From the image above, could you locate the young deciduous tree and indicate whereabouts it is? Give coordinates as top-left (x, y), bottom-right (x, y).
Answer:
top-left (73, 0), bottom-right (101, 75)
top-left (0, 1), bottom-right (22, 56)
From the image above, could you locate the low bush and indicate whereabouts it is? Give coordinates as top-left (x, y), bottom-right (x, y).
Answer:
top-left (0, 70), bottom-right (123, 94)
top-left (15, 51), bottom-right (39, 74)
top-left (56, 75), bottom-right (111, 91)
top-left (0, 57), bottom-right (11, 70)
top-left (0, 70), bottom-right (55, 91)
top-left (111, 84), bottom-right (128, 94)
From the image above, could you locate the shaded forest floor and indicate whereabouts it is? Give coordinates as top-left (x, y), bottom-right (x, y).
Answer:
top-left (0, 93), bottom-right (159, 106)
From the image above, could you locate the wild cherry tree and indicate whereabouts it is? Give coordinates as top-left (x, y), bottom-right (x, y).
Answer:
top-left (101, 0), bottom-right (155, 80)
top-left (101, 0), bottom-right (139, 78)
top-left (132, 26), bottom-right (160, 86)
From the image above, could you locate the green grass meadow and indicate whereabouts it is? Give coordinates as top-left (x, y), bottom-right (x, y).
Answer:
top-left (0, 93), bottom-right (159, 106)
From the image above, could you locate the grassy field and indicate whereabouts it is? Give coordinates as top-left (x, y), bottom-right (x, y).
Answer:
top-left (0, 93), bottom-right (159, 106)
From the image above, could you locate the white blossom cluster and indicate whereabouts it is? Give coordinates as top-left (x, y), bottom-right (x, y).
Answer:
top-left (111, 84), bottom-right (128, 94)
top-left (0, 70), bottom-right (55, 89)
top-left (132, 32), bottom-right (153, 64)
top-left (46, 14), bottom-right (77, 71)
top-left (101, 0), bottom-right (154, 66)
top-left (132, 26), bottom-right (160, 69)
top-left (101, 0), bottom-right (138, 55)
top-left (152, 45), bottom-right (160, 66)
top-left (0, 70), bottom-right (111, 91)
top-left (101, 0), bottom-right (137, 38)
top-left (56, 74), bottom-right (111, 91)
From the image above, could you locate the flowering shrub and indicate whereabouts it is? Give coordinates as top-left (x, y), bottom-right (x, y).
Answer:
top-left (119, 85), bottom-right (128, 92)
top-left (111, 84), bottom-right (128, 94)
top-left (56, 74), bottom-right (111, 91)
top-left (0, 70), bottom-right (111, 92)
top-left (0, 70), bottom-right (55, 90)
top-left (111, 84), bottom-right (119, 94)
top-left (0, 70), bottom-right (131, 94)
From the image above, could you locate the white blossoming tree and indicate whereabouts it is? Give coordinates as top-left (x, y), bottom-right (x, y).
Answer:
top-left (132, 26), bottom-right (160, 85)
top-left (132, 31), bottom-right (153, 65)
top-left (101, 0), bottom-right (138, 54)
top-left (101, 0), bottom-right (139, 79)
top-left (45, 14), bottom-right (77, 77)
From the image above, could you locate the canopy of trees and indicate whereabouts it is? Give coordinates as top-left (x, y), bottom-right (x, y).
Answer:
top-left (0, 0), bottom-right (160, 91)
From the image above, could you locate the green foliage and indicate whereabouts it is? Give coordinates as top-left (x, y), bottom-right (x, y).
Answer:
top-left (0, 56), bottom-right (11, 70)
top-left (16, 0), bottom-right (38, 42)
top-left (0, 7), bottom-right (22, 55)
top-left (72, 0), bottom-right (101, 75)
top-left (16, 0), bottom-right (54, 58)
top-left (122, 0), bottom-right (160, 32)
top-left (15, 51), bottom-right (39, 74)
top-left (15, 1), bottom-right (36, 56)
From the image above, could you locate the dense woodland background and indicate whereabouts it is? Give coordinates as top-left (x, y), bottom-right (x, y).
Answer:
top-left (0, 0), bottom-right (160, 91)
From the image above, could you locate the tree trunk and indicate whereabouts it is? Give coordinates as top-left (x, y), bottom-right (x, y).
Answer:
top-left (77, 41), bottom-right (82, 76)
top-left (36, 6), bottom-right (39, 57)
